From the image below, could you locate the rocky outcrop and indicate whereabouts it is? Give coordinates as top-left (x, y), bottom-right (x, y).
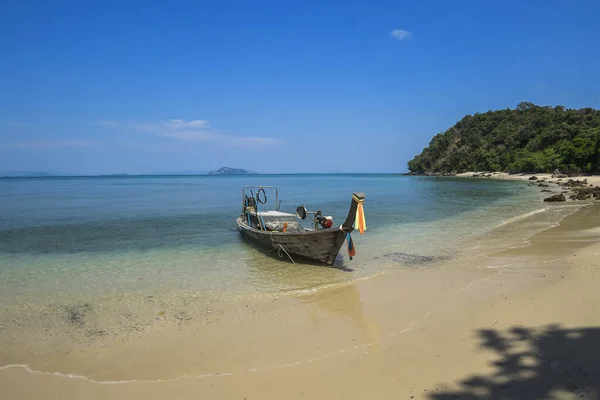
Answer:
top-left (543, 193), bottom-right (566, 202)
top-left (561, 179), bottom-right (588, 187)
top-left (568, 187), bottom-right (600, 200)
top-left (544, 179), bottom-right (600, 202)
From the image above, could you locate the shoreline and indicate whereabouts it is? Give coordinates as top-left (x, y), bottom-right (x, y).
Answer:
top-left (456, 170), bottom-right (600, 185)
top-left (456, 171), bottom-right (600, 203)
top-left (408, 169), bottom-right (600, 185)
top-left (2, 197), bottom-right (600, 397)
top-left (407, 171), bottom-right (600, 204)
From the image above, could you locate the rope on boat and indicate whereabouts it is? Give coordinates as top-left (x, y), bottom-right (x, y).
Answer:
top-left (267, 232), bottom-right (296, 263)
top-left (275, 244), bottom-right (295, 263)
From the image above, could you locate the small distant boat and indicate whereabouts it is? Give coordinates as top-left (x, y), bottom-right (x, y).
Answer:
top-left (236, 186), bottom-right (366, 265)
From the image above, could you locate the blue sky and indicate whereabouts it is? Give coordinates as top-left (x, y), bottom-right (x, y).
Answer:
top-left (1, 0), bottom-right (599, 174)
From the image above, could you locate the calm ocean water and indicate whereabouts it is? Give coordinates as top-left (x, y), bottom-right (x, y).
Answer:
top-left (0, 174), bottom-right (559, 316)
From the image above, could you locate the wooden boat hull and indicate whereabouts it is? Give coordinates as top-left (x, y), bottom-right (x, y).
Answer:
top-left (236, 216), bottom-right (347, 265)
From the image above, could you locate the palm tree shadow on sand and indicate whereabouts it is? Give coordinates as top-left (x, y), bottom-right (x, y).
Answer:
top-left (430, 324), bottom-right (600, 399)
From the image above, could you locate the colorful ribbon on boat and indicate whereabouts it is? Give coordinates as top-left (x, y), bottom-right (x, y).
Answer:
top-left (353, 194), bottom-right (366, 235)
top-left (346, 232), bottom-right (356, 260)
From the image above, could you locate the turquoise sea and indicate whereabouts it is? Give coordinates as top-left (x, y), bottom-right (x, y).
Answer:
top-left (0, 174), bottom-right (579, 351)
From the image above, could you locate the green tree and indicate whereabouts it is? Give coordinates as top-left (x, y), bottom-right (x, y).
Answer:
top-left (407, 103), bottom-right (600, 174)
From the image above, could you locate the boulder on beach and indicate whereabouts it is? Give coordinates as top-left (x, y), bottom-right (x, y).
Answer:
top-left (543, 193), bottom-right (566, 202)
top-left (569, 187), bottom-right (600, 200)
top-left (561, 179), bottom-right (588, 187)
top-left (570, 192), bottom-right (591, 200)
top-left (529, 176), bottom-right (538, 181)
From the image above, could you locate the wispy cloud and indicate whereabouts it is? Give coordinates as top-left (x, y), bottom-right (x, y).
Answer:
top-left (127, 119), bottom-right (211, 134)
top-left (163, 119), bottom-right (209, 130)
top-left (98, 118), bottom-right (283, 147)
top-left (390, 29), bottom-right (412, 40)
top-left (95, 119), bottom-right (121, 128)
top-left (7, 121), bottom-right (30, 127)
top-left (7, 139), bottom-right (93, 150)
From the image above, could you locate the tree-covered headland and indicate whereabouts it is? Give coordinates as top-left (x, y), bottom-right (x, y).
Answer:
top-left (408, 102), bottom-right (600, 175)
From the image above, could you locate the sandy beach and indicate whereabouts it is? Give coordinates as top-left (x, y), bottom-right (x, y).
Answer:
top-left (457, 171), bottom-right (600, 187)
top-left (1, 185), bottom-right (600, 399)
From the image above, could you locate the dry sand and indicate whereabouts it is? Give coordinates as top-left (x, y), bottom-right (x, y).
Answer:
top-left (2, 202), bottom-right (600, 399)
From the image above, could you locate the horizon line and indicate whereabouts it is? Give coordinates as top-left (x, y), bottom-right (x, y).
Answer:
top-left (0, 171), bottom-right (408, 178)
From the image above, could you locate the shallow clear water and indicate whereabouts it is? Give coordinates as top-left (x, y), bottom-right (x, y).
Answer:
top-left (0, 174), bottom-right (552, 307)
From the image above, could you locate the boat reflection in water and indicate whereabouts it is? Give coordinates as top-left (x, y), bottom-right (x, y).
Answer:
top-left (244, 253), bottom-right (381, 351)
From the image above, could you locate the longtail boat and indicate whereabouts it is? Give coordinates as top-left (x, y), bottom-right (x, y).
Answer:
top-left (236, 185), bottom-right (366, 265)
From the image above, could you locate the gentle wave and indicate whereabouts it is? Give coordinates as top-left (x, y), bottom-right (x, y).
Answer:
top-left (260, 271), bottom-right (389, 297)
top-left (495, 208), bottom-right (548, 228)
top-left (485, 258), bottom-right (564, 269)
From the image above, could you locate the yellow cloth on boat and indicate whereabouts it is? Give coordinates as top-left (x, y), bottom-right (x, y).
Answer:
top-left (354, 200), bottom-right (366, 235)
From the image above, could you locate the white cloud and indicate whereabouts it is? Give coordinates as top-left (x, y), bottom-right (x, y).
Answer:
top-left (98, 118), bottom-right (283, 147)
top-left (391, 29), bottom-right (412, 40)
top-left (8, 139), bottom-right (93, 149)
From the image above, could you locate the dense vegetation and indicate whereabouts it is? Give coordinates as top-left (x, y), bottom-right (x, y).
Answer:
top-left (407, 102), bottom-right (600, 174)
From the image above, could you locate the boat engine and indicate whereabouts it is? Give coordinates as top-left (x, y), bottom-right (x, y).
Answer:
top-left (316, 213), bottom-right (334, 229)
top-left (296, 206), bottom-right (333, 229)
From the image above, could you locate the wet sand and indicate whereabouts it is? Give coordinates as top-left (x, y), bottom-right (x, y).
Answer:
top-left (2, 204), bottom-right (600, 399)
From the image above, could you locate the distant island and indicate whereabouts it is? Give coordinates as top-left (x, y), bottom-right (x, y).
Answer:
top-left (208, 167), bottom-right (256, 175)
top-left (407, 102), bottom-right (600, 175)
